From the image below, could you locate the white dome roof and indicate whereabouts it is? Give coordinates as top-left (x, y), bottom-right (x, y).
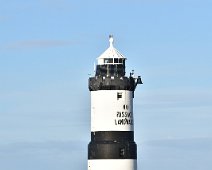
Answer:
top-left (97, 36), bottom-right (126, 65)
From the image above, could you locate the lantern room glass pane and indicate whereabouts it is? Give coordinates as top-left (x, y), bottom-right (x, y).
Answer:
top-left (114, 58), bottom-right (119, 63)
top-left (104, 58), bottom-right (113, 63)
top-left (119, 58), bottom-right (123, 63)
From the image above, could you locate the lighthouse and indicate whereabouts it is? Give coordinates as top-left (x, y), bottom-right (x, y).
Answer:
top-left (88, 36), bottom-right (142, 170)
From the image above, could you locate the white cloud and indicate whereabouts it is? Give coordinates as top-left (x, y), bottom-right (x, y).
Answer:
top-left (136, 88), bottom-right (212, 109)
top-left (2, 40), bottom-right (75, 49)
top-left (138, 137), bottom-right (212, 170)
top-left (0, 141), bottom-right (87, 170)
top-left (0, 16), bottom-right (9, 21)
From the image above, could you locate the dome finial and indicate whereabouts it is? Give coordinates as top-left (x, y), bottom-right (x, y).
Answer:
top-left (109, 35), bottom-right (114, 47)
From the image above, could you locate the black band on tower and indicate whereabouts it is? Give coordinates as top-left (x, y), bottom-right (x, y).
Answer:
top-left (88, 141), bottom-right (137, 159)
top-left (88, 131), bottom-right (137, 159)
top-left (89, 76), bottom-right (136, 91)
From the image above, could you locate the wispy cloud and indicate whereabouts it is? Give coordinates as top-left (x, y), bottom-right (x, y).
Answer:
top-left (139, 137), bottom-right (212, 170)
top-left (136, 89), bottom-right (212, 109)
top-left (2, 40), bottom-right (75, 49)
top-left (40, 0), bottom-right (73, 10)
top-left (0, 140), bottom-right (87, 170)
top-left (142, 137), bottom-right (212, 149)
top-left (0, 16), bottom-right (10, 21)
top-left (0, 140), bottom-right (86, 153)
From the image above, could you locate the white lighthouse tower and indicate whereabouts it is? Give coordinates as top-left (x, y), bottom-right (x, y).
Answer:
top-left (88, 36), bottom-right (142, 170)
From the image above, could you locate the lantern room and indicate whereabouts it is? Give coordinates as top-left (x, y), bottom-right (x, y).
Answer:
top-left (95, 36), bottom-right (126, 77)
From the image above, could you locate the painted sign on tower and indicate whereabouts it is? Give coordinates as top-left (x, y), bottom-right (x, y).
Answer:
top-left (88, 36), bottom-right (142, 170)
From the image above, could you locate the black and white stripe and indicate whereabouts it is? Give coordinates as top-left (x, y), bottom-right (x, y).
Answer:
top-left (88, 36), bottom-right (142, 170)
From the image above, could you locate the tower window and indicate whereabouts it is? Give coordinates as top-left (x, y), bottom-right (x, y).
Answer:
top-left (104, 58), bottom-right (113, 63)
top-left (114, 58), bottom-right (119, 63)
top-left (119, 148), bottom-right (125, 157)
top-left (117, 92), bottom-right (122, 99)
top-left (119, 58), bottom-right (123, 63)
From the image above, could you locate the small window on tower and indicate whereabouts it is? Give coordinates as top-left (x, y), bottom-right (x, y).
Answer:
top-left (117, 92), bottom-right (122, 100)
top-left (104, 58), bottom-right (113, 63)
top-left (104, 58), bottom-right (109, 63)
top-left (108, 58), bottom-right (113, 63)
top-left (114, 58), bottom-right (119, 63)
top-left (119, 148), bottom-right (125, 157)
top-left (119, 58), bottom-right (123, 63)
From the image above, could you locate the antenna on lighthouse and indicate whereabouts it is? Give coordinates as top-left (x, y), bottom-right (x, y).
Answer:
top-left (93, 62), bottom-right (96, 74)
top-left (109, 35), bottom-right (114, 47)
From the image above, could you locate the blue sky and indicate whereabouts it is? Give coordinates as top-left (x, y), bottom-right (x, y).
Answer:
top-left (0, 0), bottom-right (212, 169)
